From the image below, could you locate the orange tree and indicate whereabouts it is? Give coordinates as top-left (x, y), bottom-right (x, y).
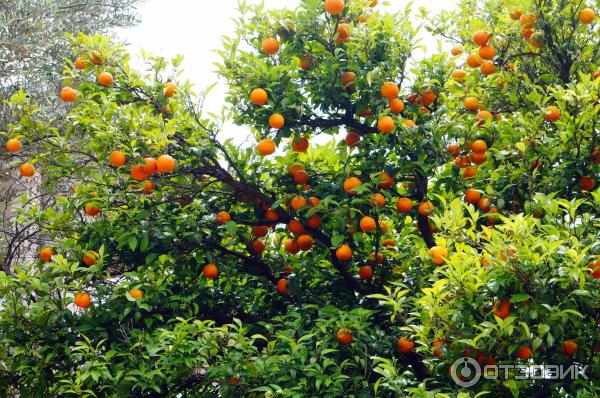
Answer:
top-left (0, 0), bottom-right (599, 397)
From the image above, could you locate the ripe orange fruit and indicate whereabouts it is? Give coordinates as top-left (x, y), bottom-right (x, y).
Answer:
top-left (83, 250), bottom-right (98, 266)
top-left (325, 0), bottom-right (345, 15)
top-left (288, 163), bottom-right (303, 176)
top-left (6, 138), bottom-right (21, 153)
top-left (156, 155), bottom-right (175, 173)
top-left (477, 197), bottom-right (492, 212)
top-left (262, 37), bottom-right (280, 55)
top-left (544, 106), bottom-right (560, 122)
top-left (562, 340), bottom-right (578, 356)
top-left (432, 340), bottom-right (446, 358)
top-left (463, 166), bottom-right (477, 178)
top-left (520, 27), bottom-right (534, 39)
top-left (216, 211), bottom-right (231, 225)
top-left (336, 244), bottom-right (352, 261)
top-left (343, 177), bottom-right (362, 195)
top-left (163, 82), bottom-right (177, 97)
top-left (519, 13), bottom-right (536, 28)
top-left (466, 53), bottom-right (482, 68)
top-left (269, 113), bottom-right (285, 129)
top-left (389, 98), bottom-right (405, 114)
top-left (306, 214), bottom-right (321, 229)
top-left (396, 197), bottom-right (413, 213)
top-left (420, 89), bottom-right (436, 106)
top-left (381, 81), bottom-right (399, 99)
top-left (579, 176), bottom-right (595, 191)
top-left (418, 201), bottom-right (434, 216)
top-left (464, 188), bottom-right (481, 204)
top-left (529, 31), bottom-right (544, 47)
top-left (493, 299), bottom-right (510, 319)
top-left (455, 155), bottom-right (471, 168)
top-left (84, 204), bottom-right (100, 217)
top-left (451, 70), bottom-right (466, 82)
top-left (276, 279), bottom-right (288, 295)
top-left (382, 238), bottom-right (395, 247)
top-left (250, 88), bottom-right (268, 105)
top-left (517, 346), bottom-right (532, 360)
top-left (359, 216), bottom-right (376, 233)
top-left (447, 142), bottom-right (461, 157)
top-left (475, 111), bottom-right (493, 126)
top-left (290, 196), bottom-right (308, 211)
top-left (142, 180), bottom-right (154, 194)
top-left (336, 328), bottom-right (352, 344)
top-left (470, 151), bottom-right (487, 164)
top-left (464, 97), bottom-right (479, 111)
top-left (450, 46), bottom-right (463, 56)
top-left (109, 151), bottom-right (126, 167)
top-left (591, 260), bottom-right (600, 278)
top-left (297, 234), bottom-right (314, 251)
top-left (591, 148), bottom-right (600, 164)
top-left (341, 71), bottom-right (356, 87)
top-left (378, 116), bottom-right (395, 133)
top-left (293, 170), bottom-right (309, 184)
top-left (203, 263), bottom-right (219, 279)
top-left (359, 107), bottom-right (373, 117)
top-left (60, 87), bottom-right (77, 102)
top-left (129, 289), bottom-right (144, 299)
top-left (284, 238), bottom-right (300, 254)
top-left (89, 50), bottom-right (104, 65)
top-left (401, 119), bottom-right (415, 128)
top-left (379, 220), bottom-right (388, 233)
top-left (579, 8), bottom-right (595, 24)
top-left (265, 209), bottom-right (279, 221)
top-left (141, 158), bottom-right (157, 174)
top-left (288, 219), bottom-right (305, 234)
top-left (252, 225), bottom-right (270, 237)
top-left (299, 55), bottom-right (311, 70)
top-left (251, 240), bottom-right (266, 255)
top-left (371, 193), bottom-right (385, 207)
top-left (367, 252), bottom-right (384, 265)
top-left (359, 266), bottom-right (373, 280)
top-left (40, 247), bottom-right (53, 262)
top-left (291, 137), bottom-right (309, 152)
top-left (97, 72), bottom-right (113, 87)
top-left (345, 132), bottom-right (360, 147)
top-left (478, 45), bottom-right (496, 60)
top-left (480, 61), bottom-right (496, 76)
top-left (74, 57), bottom-right (86, 69)
top-left (74, 292), bottom-right (91, 309)
top-left (430, 246), bottom-right (448, 265)
top-left (397, 337), bottom-right (415, 353)
top-left (377, 172), bottom-right (394, 188)
top-left (473, 30), bottom-right (490, 46)
top-left (472, 140), bottom-right (488, 154)
top-left (510, 6), bottom-right (522, 20)
top-left (336, 23), bottom-right (350, 43)
top-left (130, 165), bottom-right (149, 181)
top-left (257, 139), bottom-right (276, 156)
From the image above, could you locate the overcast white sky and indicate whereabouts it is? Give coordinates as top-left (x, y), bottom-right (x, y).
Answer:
top-left (115, 0), bottom-right (458, 143)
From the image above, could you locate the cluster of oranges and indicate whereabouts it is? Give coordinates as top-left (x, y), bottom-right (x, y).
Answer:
top-left (43, 51), bottom-right (179, 310)
top-left (449, 139), bottom-right (488, 179)
top-left (5, 138), bottom-right (37, 178)
top-left (37, 245), bottom-right (142, 309)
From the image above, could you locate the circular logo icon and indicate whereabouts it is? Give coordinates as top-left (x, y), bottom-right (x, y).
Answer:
top-left (450, 357), bottom-right (481, 388)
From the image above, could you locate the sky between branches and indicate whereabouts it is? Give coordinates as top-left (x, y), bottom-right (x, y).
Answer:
top-left (115, 0), bottom-right (459, 144)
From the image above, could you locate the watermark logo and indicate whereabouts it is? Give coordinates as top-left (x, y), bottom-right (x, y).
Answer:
top-left (450, 357), bottom-right (588, 388)
top-left (450, 357), bottom-right (481, 387)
